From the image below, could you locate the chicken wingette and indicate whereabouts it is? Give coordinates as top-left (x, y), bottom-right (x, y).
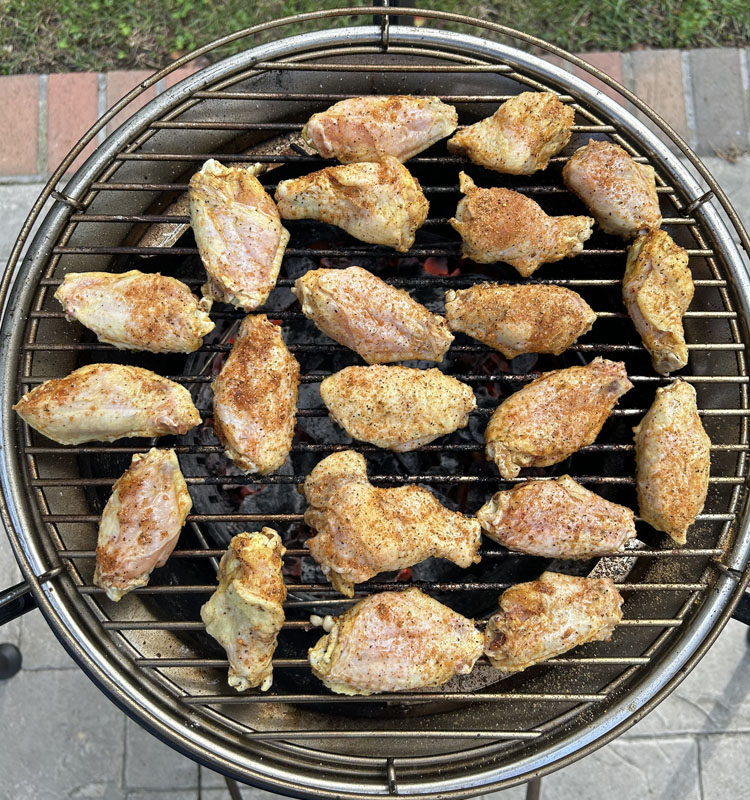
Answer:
top-left (477, 475), bottom-right (636, 559)
top-left (55, 270), bottom-right (214, 353)
top-left (634, 380), bottom-right (710, 545)
top-left (201, 529), bottom-right (286, 692)
top-left (94, 448), bottom-right (192, 601)
top-left (450, 172), bottom-right (593, 277)
top-left (293, 266), bottom-right (453, 364)
top-left (302, 95), bottom-right (458, 163)
top-left (444, 282), bottom-right (596, 359)
top-left (447, 91), bottom-right (574, 175)
top-left (319, 366), bottom-right (475, 451)
top-left (484, 572), bottom-right (624, 672)
top-left (309, 587), bottom-right (484, 695)
top-left (190, 159), bottom-right (289, 311)
top-left (274, 156), bottom-right (429, 253)
top-left (13, 363), bottom-right (201, 445)
top-left (623, 229), bottom-right (693, 375)
top-left (213, 315), bottom-right (300, 474)
top-left (303, 451), bottom-right (481, 597)
top-left (562, 140), bottom-right (662, 239)
top-left (485, 358), bottom-right (633, 479)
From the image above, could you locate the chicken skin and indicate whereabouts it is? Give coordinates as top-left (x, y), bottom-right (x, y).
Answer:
top-left (55, 270), bottom-right (214, 353)
top-left (275, 156), bottom-right (429, 253)
top-left (562, 140), bottom-right (662, 239)
top-left (623, 229), bottom-right (693, 375)
top-left (477, 475), bottom-right (636, 559)
top-left (190, 159), bottom-right (290, 311)
top-left (319, 366), bottom-right (475, 451)
top-left (13, 363), bottom-right (200, 445)
top-left (94, 448), bottom-right (192, 601)
top-left (212, 315), bottom-right (300, 474)
top-left (309, 587), bottom-right (484, 695)
top-left (450, 172), bottom-right (593, 277)
top-left (302, 95), bottom-right (458, 163)
top-left (485, 358), bottom-right (632, 479)
top-left (201, 529), bottom-right (286, 692)
top-left (484, 572), bottom-right (624, 672)
top-left (445, 282), bottom-right (596, 359)
top-left (303, 451), bottom-right (481, 597)
top-left (447, 92), bottom-right (574, 175)
top-left (634, 380), bottom-right (710, 544)
top-left (293, 266), bottom-right (453, 364)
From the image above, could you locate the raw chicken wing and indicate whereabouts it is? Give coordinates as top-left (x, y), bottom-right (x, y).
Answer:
top-left (623, 229), bottom-right (693, 374)
top-left (320, 366), bottom-right (475, 451)
top-left (477, 475), bottom-right (636, 558)
top-left (445, 282), bottom-right (596, 359)
top-left (485, 358), bottom-right (632, 478)
top-left (303, 451), bottom-right (481, 597)
top-left (201, 529), bottom-right (286, 692)
top-left (55, 270), bottom-right (214, 353)
top-left (13, 363), bottom-right (201, 445)
top-left (293, 266), bottom-right (453, 363)
top-left (302, 95), bottom-right (458, 163)
top-left (484, 572), bottom-right (624, 672)
top-left (450, 172), bottom-right (593, 277)
top-left (213, 315), bottom-right (300, 474)
top-left (94, 448), bottom-right (192, 601)
top-left (634, 380), bottom-right (710, 544)
top-left (447, 92), bottom-right (574, 175)
top-left (275, 156), bottom-right (428, 253)
top-left (309, 587), bottom-right (484, 695)
top-left (562, 140), bottom-right (661, 238)
top-left (190, 159), bottom-right (290, 310)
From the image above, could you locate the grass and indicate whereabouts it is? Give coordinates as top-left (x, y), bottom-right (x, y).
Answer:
top-left (1, 0), bottom-right (749, 75)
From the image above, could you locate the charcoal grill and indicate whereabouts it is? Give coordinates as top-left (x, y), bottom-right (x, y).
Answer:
top-left (2, 7), bottom-right (750, 799)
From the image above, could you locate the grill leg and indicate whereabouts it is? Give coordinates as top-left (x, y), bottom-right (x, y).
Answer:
top-left (224, 777), bottom-right (244, 800)
top-left (0, 643), bottom-right (22, 680)
top-left (525, 777), bottom-right (543, 800)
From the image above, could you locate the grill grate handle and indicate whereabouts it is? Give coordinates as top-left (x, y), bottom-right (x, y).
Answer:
top-left (731, 592), bottom-right (750, 627)
top-left (0, 579), bottom-right (37, 626)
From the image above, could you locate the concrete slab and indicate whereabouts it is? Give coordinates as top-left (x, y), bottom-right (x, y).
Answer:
top-left (125, 718), bottom-right (198, 791)
top-left (0, 527), bottom-right (23, 646)
top-left (698, 732), bottom-right (750, 798)
top-left (0, 182), bottom-right (48, 263)
top-left (19, 604), bottom-right (79, 670)
top-left (127, 793), bottom-right (197, 800)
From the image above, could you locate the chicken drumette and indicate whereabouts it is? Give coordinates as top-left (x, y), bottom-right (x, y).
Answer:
top-left (303, 451), bottom-right (481, 597)
top-left (450, 172), bottom-right (593, 277)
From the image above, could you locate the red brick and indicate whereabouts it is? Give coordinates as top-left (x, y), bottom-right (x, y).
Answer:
top-left (47, 72), bottom-right (99, 175)
top-left (164, 65), bottom-right (199, 89)
top-left (0, 75), bottom-right (39, 176)
top-left (573, 51), bottom-right (625, 105)
top-left (539, 54), bottom-right (574, 74)
top-left (631, 50), bottom-right (689, 144)
top-left (106, 70), bottom-right (157, 134)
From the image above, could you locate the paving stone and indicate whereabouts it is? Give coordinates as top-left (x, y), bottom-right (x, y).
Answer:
top-left (631, 49), bottom-right (690, 144)
top-left (106, 70), bottom-right (157, 135)
top-left (699, 732), bottom-right (750, 798)
top-left (19, 601), bottom-right (79, 670)
top-left (0, 531), bottom-right (22, 646)
top-left (47, 72), bottom-right (100, 174)
top-left (0, 75), bottom-right (39, 176)
top-left (541, 736), bottom-right (700, 799)
top-left (573, 51), bottom-right (625, 104)
top-left (127, 792), bottom-right (197, 800)
top-left (200, 767), bottom-right (227, 790)
top-left (690, 48), bottom-right (749, 156)
top-left (201, 788), bottom-right (292, 800)
top-left (697, 154), bottom-right (750, 237)
top-left (125, 718), bottom-right (198, 791)
top-left (0, 182), bottom-right (49, 263)
top-left (0, 668), bottom-right (126, 800)
top-left (479, 782), bottom-right (527, 799)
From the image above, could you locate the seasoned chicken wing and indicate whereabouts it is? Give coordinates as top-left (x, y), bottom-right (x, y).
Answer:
top-left (320, 366), bottom-right (475, 451)
top-left (190, 159), bottom-right (290, 310)
top-left (213, 315), bottom-right (300, 474)
top-left (484, 572), bottom-right (624, 672)
top-left (623, 229), bottom-right (693, 375)
top-left (450, 172), bottom-right (593, 277)
top-left (13, 363), bottom-right (200, 445)
top-left (634, 380), bottom-right (710, 544)
top-left (302, 95), bottom-right (458, 163)
top-left (94, 448), bottom-right (192, 601)
top-left (293, 266), bottom-right (453, 364)
top-left (55, 270), bottom-right (214, 353)
top-left (309, 587), bottom-right (484, 695)
top-left (477, 475), bottom-right (636, 558)
top-left (447, 92), bottom-right (574, 175)
top-left (303, 451), bottom-right (481, 597)
top-left (275, 156), bottom-right (428, 253)
top-left (485, 358), bottom-right (632, 479)
top-left (445, 282), bottom-right (596, 359)
top-left (562, 140), bottom-right (662, 239)
top-left (201, 529), bottom-right (286, 692)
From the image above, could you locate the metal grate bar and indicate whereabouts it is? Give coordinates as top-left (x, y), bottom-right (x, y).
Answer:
top-left (181, 692), bottom-right (608, 704)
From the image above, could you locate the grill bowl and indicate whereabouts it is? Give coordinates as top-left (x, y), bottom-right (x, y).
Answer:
top-left (2, 10), bottom-right (750, 799)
